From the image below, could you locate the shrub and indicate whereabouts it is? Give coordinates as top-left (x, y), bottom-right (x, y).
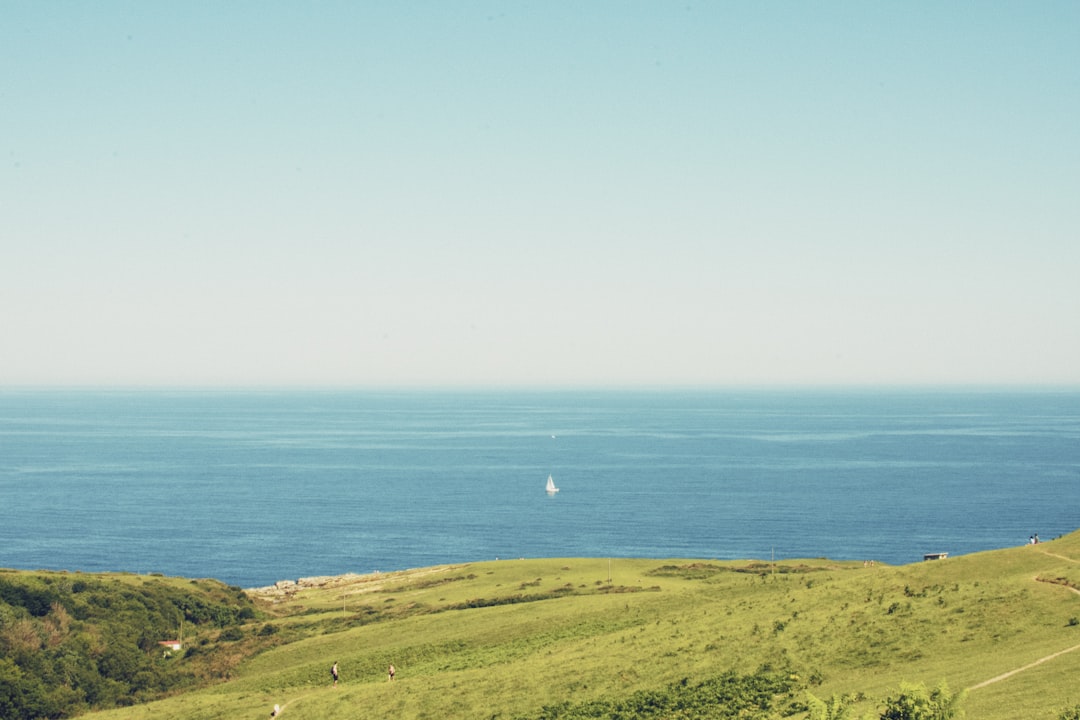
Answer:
top-left (807, 691), bottom-right (855, 720)
top-left (519, 670), bottom-right (795, 719)
top-left (218, 626), bottom-right (245, 641)
top-left (1059, 705), bottom-right (1080, 720)
top-left (880, 681), bottom-right (964, 720)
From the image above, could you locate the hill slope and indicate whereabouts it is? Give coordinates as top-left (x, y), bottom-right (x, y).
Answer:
top-left (25, 531), bottom-right (1080, 719)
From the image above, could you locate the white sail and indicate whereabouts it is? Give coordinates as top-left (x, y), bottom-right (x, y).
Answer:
top-left (545, 474), bottom-right (559, 493)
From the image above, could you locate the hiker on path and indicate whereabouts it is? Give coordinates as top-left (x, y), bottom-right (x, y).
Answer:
top-left (331, 662), bottom-right (339, 687)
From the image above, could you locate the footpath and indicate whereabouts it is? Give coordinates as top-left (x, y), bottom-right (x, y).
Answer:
top-left (969, 545), bottom-right (1080, 691)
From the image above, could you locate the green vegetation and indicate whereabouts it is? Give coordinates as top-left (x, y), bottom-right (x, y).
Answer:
top-left (523, 671), bottom-right (798, 719)
top-left (3, 530), bottom-right (1080, 719)
top-left (0, 571), bottom-right (259, 719)
top-left (878, 682), bottom-right (963, 719)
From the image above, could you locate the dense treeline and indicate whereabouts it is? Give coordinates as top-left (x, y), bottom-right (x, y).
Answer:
top-left (0, 570), bottom-right (258, 719)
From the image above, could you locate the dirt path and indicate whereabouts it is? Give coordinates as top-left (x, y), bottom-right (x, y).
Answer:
top-left (969, 549), bottom-right (1080, 690)
top-left (269, 687), bottom-right (325, 716)
top-left (1037, 548), bottom-right (1080, 564)
top-left (1036, 576), bottom-right (1080, 597)
top-left (968, 641), bottom-right (1080, 690)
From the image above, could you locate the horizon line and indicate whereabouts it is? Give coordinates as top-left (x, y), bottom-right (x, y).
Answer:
top-left (3, 382), bottom-right (1079, 394)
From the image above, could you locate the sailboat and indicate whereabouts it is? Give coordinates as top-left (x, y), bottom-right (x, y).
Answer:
top-left (545, 474), bottom-right (559, 494)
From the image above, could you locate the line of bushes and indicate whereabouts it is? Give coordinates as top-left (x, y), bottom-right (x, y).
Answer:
top-left (518, 669), bottom-right (798, 720)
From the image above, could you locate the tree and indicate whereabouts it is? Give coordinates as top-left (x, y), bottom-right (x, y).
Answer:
top-left (0, 657), bottom-right (52, 720)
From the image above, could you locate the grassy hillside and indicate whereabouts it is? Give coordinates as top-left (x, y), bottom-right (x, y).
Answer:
top-left (18, 530), bottom-right (1080, 719)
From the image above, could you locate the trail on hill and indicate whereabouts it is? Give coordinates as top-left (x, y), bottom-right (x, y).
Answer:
top-left (968, 642), bottom-right (1080, 690)
top-left (1032, 545), bottom-right (1080, 597)
top-left (969, 547), bottom-right (1080, 690)
top-left (1037, 547), bottom-right (1080, 565)
top-left (1037, 576), bottom-right (1080, 597)
top-left (270, 689), bottom-right (318, 716)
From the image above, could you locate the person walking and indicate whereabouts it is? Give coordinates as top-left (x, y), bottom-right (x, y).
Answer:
top-left (388, 663), bottom-right (395, 681)
top-left (331, 662), bottom-right (339, 688)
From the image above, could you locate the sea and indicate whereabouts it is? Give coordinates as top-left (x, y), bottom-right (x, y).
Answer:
top-left (1, 389), bottom-right (1077, 589)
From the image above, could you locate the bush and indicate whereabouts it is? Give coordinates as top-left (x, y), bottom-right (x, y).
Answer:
top-left (806, 692), bottom-right (855, 720)
top-left (880, 681), bottom-right (964, 720)
top-left (519, 669), bottom-right (796, 719)
top-left (219, 626), bottom-right (245, 641)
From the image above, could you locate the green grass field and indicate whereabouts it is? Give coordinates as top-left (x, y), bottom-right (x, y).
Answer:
top-left (77, 531), bottom-right (1080, 719)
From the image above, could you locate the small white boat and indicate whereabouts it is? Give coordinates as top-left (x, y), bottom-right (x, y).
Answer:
top-left (545, 474), bottom-right (559, 494)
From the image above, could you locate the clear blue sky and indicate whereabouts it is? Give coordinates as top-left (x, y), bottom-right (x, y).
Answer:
top-left (3, 2), bottom-right (1078, 387)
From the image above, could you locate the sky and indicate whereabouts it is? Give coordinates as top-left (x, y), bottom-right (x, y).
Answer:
top-left (2, 2), bottom-right (1079, 388)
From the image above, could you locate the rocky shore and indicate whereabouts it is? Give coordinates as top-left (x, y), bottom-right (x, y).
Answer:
top-left (246, 572), bottom-right (369, 599)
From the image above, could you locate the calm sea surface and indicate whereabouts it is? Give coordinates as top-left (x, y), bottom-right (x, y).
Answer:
top-left (1, 389), bottom-right (1077, 588)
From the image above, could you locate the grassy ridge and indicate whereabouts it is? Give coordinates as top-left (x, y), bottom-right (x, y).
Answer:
top-left (37, 531), bottom-right (1080, 718)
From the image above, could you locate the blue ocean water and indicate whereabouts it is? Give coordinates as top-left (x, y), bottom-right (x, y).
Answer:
top-left (1, 389), bottom-right (1077, 588)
